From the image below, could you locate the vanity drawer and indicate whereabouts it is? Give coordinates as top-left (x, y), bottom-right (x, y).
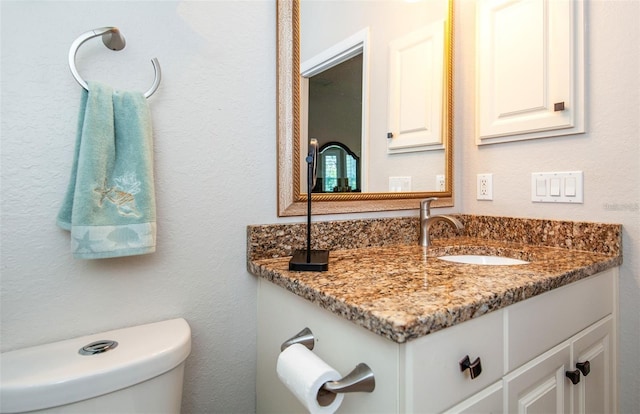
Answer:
top-left (506, 269), bottom-right (614, 371)
top-left (402, 309), bottom-right (504, 413)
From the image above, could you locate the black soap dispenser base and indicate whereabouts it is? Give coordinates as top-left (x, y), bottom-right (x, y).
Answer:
top-left (289, 249), bottom-right (330, 271)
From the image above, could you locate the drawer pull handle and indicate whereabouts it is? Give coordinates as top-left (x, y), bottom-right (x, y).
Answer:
top-left (566, 369), bottom-right (581, 384)
top-left (459, 355), bottom-right (482, 379)
top-left (576, 361), bottom-right (591, 376)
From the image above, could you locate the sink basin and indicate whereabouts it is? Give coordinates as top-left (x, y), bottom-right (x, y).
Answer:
top-left (437, 255), bottom-right (530, 265)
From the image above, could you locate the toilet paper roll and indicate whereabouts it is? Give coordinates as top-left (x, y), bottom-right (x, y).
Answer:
top-left (276, 343), bottom-right (345, 414)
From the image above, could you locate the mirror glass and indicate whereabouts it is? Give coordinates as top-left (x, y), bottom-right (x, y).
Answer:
top-left (277, 0), bottom-right (453, 216)
top-left (308, 54), bottom-right (363, 193)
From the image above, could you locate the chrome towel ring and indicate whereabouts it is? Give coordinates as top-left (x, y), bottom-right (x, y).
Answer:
top-left (68, 27), bottom-right (161, 98)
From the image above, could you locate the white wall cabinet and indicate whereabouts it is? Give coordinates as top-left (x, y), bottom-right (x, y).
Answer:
top-left (475, 0), bottom-right (585, 145)
top-left (257, 269), bottom-right (616, 413)
top-left (387, 21), bottom-right (446, 153)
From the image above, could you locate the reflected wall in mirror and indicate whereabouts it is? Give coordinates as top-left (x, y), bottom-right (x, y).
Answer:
top-left (307, 54), bottom-right (363, 193)
top-left (277, 0), bottom-right (454, 216)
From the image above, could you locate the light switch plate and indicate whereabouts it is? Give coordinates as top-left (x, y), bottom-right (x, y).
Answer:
top-left (531, 171), bottom-right (583, 203)
top-left (389, 176), bottom-right (411, 192)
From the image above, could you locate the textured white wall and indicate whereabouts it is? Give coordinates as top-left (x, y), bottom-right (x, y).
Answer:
top-left (454, 1), bottom-right (640, 412)
top-left (0, 1), bottom-right (275, 413)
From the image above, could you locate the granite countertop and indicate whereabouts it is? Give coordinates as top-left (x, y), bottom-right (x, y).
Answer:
top-left (247, 216), bottom-right (622, 343)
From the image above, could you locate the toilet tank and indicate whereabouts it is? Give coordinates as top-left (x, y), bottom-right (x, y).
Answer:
top-left (0, 318), bottom-right (191, 414)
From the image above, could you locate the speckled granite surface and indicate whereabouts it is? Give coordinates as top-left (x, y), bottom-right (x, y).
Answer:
top-left (247, 216), bottom-right (622, 343)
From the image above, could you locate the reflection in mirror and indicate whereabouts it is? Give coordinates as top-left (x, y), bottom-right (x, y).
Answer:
top-left (308, 54), bottom-right (363, 193)
top-left (315, 142), bottom-right (360, 193)
top-left (277, 0), bottom-right (454, 216)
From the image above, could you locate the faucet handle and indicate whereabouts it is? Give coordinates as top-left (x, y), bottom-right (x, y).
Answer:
top-left (420, 197), bottom-right (438, 216)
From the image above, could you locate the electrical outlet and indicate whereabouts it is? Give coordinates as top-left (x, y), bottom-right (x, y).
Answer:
top-left (436, 175), bottom-right (445, 191)
top-left (477, 173), bottom-right (493, 200)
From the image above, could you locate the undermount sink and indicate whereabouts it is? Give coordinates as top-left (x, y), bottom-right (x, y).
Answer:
top-left (437, 255), bottom-right (530, 265)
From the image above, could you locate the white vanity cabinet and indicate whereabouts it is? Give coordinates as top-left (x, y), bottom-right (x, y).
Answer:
top-left (475, 0), bottom-right (585, 145)
top-left (571, 317), bottom-right (615, 413)
top-left (446, 268), bottom-right (617, 414)
top-left (502, 316), bottom-right (614, 414)
top-left (402, 309), bottom-right (505, 412)
top-left (448, 316), bottom-right (615, 414)
top-left (257, 279), bottom-right (401, 414)
top-left (257, 268), bottom-right (617, 413)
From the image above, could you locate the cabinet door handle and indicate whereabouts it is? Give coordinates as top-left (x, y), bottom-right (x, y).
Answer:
top-left (576, 361), bottom-right (591, 376)
top-left (459, 355), bottom-right (482, 379)
top-left (566, 369), bottom-right (581, 384)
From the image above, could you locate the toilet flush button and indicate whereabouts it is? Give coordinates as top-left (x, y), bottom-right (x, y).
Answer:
top-left (79, 340), bottom-right (118, 355)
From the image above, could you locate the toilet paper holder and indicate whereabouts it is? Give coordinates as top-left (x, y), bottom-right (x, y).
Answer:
top-left (281, 328), bottom-right (376, 406)
top-left (281, 327), bottom-right (315, 352)
top-left (317, 362), bottom-right (375, 406)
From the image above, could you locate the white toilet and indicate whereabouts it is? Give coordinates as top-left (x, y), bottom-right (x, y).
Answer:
top-left (0, 318), bottom-right (191, 413)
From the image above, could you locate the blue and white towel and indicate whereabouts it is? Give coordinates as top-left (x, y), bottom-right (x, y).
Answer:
top-left (57, 82), bottom-right (156, 259)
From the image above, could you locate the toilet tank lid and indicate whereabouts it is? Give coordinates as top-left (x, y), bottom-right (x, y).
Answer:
top-left (0, 318), bottom-right (191, 414)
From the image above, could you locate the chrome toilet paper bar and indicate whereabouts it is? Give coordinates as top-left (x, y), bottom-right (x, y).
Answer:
top-left (280, 328), bottom-right (376, 407)
top-left (317, 363), bottom-right (376, 407)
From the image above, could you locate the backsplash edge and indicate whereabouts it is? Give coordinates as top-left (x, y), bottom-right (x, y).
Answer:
top-left (247, 215), bottom-right (622, 260)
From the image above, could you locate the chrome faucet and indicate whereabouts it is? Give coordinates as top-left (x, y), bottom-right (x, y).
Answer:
top-left (419, 197), bottom-right (464, 247)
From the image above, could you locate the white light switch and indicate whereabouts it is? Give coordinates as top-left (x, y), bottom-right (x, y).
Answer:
top-left (531, 171), bottom-right (583, 203)
top-left (565, 177), bottom-right (577, 197)
top-left (550, 178), bottom-right (561, 196)
top-left (536, 178), bottom-right (547, 196)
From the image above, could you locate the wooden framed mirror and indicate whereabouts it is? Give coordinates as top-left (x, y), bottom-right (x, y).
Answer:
top-left (277, 0), bottom-right (454, 216)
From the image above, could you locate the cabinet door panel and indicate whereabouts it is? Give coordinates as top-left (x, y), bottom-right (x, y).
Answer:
top-left (505, 343), bottom-right (571, 414)
top-left (387, 21), bottom-right (445, 153)
top-left (476, 0), bottom-right (584, 144)
top-left (571, 317), bottom-right (614, 414)
top-left (443, 381), bottom-right (503, 414)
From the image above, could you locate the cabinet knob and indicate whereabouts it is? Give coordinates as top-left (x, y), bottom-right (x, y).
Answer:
top-left (576, 361), bottom-right (591, 376)
top-left (459, 355), bottom-right (482, 379)
top-left (565, 369), bottom-right (581, 384)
